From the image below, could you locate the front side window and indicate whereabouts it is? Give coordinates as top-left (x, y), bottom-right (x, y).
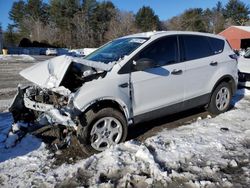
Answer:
top-left (85, 38), bottom-right (148, 64)
top-left (182, 35), bottom-right (212, 61)
top-left (135, 36), bottom-right (178, 66)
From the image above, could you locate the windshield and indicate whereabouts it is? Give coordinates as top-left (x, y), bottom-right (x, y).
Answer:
top-left (85, 37), bottom-right (148, 64)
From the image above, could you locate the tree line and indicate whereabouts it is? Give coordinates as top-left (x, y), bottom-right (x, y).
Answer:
top-left (2, 0), bottom-right (250, 48)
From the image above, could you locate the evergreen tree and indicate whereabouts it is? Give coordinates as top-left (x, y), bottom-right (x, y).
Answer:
top-left (212, 1), bottom-right (225, 33)
top-left (135, 6), bottom-right (160, 32)
top-left (9, 0), bottom-right (26, 27)
top-left (180, 8), bottom-right (207, 32)
top-left (49, 0), bottom-right (80, 29)
top-left (224, 0), bottom-right (249, 25)
top-left (82, 0), bottom-right (97, 18)
top-left (26, 0), bottom-right (49, 22)
top-left (3, 24), bottom-right (20, 47)
top-left (49, 0), bottom-right (80, 47)
top-left (91, 1), bottom-right (116, 45)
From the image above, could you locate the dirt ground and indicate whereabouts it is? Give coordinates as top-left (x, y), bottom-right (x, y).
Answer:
top-left (0, 58), bottom-right (212, 165)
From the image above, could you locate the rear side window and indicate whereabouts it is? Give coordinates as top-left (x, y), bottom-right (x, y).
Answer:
top-left (182, 35), bottom-right (212, 61)
top-left (207, 37), bottom-right (224, 54)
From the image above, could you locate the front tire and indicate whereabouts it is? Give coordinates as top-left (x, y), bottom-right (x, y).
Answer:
top-left (207, 82), bottom-right (232, 115)
top-left (77, 108), bottom-right (128, 155)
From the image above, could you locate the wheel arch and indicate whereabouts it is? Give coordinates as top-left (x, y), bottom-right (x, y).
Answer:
top-left (211, 75), bottom-right (237, 96)
top-left (80, 97), bottom-right (131, 125)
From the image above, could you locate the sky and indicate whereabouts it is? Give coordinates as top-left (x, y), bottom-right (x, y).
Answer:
top-left (0, 0), bottom-right (250, 31)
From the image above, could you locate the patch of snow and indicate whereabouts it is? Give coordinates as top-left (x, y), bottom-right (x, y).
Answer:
top-left (0, 89), bottom-right (249, 187)
top-left (0, 55), bottom-right (35, 62)
top-left (0, 88), bottom-right (17, 94)
top-left (51, 86), bottom-right (71, 96)
top-left (5, 132), bottom-right (19, 148)
top-left (229, 159), bottom-right (238, 167)
top-left (0, 114), bottom-right (31, 149)
top-left (47, 89), bottom-right (250, 187)
top-left (0, 113), bottom-right (13, 148)
top-left (0, 99), bottom-right (12, 112)
top-left (0, 135), bottom-right (52, 187)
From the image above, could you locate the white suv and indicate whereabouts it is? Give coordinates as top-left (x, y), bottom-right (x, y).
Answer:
top-left (10, 31), bottom-right (238, 154)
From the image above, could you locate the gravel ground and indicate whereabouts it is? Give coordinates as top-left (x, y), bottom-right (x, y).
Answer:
top-left (0, 55), bottom-right (52, 100)
top-left (0, 62), bottom-right (34, 99)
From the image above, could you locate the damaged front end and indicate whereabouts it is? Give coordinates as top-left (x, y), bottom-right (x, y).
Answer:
top-left (9, 85), bottom-right (79, 127)
top-left (9, 55), bottom-right (113, 129)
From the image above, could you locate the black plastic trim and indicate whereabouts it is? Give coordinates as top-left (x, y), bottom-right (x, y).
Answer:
top-left (133, 93), bottom-right (210, 124)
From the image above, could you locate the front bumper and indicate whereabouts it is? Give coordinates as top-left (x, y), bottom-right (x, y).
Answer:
top-left (238, 72), bottom-right (250, 82)
top-left (9, 87), bottom-right (78, 127)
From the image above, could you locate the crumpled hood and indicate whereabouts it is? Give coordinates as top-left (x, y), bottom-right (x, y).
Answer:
top-left (20, 55), bottom-right (114, 89)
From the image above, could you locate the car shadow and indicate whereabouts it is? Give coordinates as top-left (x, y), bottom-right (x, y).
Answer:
top-left (0, 112), bottom-right (42, 163)
top-left (145, 67), bottom-right (170, 76)
top-left (231, 86), bottom-right (247, 107)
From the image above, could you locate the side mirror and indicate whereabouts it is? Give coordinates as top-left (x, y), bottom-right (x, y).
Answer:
top-left (133, 58), bottom-right (156, 71)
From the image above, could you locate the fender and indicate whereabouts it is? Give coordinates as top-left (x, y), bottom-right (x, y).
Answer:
top-left (74, 97), bottom-right (132, 124)
top-left (72, 70), bottom-right (132, 123)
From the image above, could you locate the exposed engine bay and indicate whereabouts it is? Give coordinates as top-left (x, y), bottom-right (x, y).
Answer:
top-left (25, 86), bottom-right (69, 107)
top-left (60, 61), bottom-right (106, 91)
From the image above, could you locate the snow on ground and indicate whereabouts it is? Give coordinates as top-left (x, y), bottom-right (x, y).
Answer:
top-left (0, 89), bottom-right (250, 187)
top-left (0, 99), bottom-right (12, 112)
top-left (0, 55), bottom-right (35, 62)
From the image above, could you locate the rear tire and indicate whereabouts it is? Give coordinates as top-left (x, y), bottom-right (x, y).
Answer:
top-left (77, 108), bottom-right (128, 155)
top-left (207, 82), bottom-right (232, 115)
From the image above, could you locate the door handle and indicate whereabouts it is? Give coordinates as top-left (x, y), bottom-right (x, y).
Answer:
top-left (210, 61), bottom-right (218, 66)
top-left (171, 69), bottom-right (183, 75)
top-left (119, 83), bottom-right (129, 88)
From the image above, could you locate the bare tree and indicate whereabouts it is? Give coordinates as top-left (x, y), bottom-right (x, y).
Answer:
top-left (163, 16), bottom-right (183, 31)
top-left (72, 10), bottom-right (95, 48)
top-left (22, 17), bottom-right (43, 41)
top-left (105, 10), bottom-right (139, 41)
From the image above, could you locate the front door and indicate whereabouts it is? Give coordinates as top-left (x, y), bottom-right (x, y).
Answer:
top-left (131, 36), bottom-right (185, 120)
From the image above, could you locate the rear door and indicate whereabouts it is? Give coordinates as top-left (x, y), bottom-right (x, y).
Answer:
top-left (180, 35), bottom-right (222, 105)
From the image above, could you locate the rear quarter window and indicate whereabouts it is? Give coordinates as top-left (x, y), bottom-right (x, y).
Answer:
top-left (207, 37), bottom-right (225, 55)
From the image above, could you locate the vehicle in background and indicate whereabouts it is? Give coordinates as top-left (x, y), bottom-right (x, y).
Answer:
top-left (46, 48), bottom-right (58, 56)
top-left (68, 48), bottom-right (97, 57)
top-left (238, 48), bottom-right (250, 87)
top-left (68, 49), bottom-right (84, 57)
